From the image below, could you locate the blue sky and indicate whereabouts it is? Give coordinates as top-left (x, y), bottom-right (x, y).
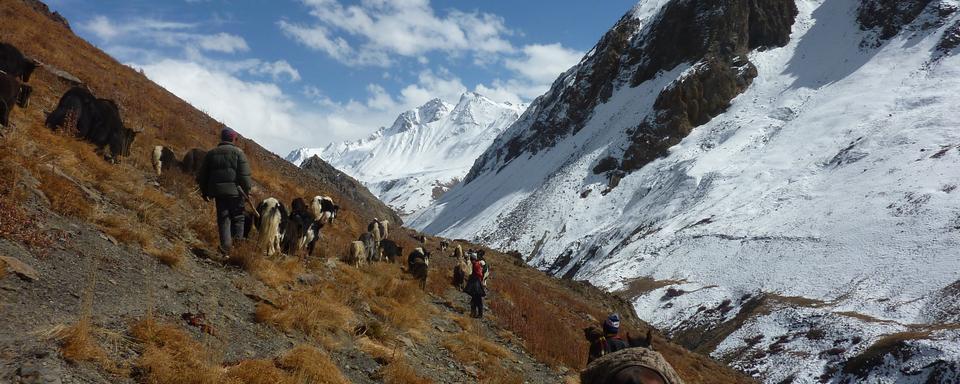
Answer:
top-left (46, 0), bottom-right (637, 154)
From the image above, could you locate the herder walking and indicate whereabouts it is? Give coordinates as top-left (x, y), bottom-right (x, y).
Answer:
top-left (465, 252), bottom-right (486, 318)
top-left (197, 127), bottom-right (252, 256)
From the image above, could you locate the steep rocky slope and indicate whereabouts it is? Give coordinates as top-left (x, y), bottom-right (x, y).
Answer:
top-left (413, 0), bottom-right (960, 382)
top-left (0, 1), bottom-right (750, 383)
top-left (298, 155), bottom-right (402, 225)
top-left (288, 93), bottom-right (523, 218)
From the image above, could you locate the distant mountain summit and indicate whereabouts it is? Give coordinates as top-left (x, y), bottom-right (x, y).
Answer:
top-left (286, 92), bottom-right (524, 217)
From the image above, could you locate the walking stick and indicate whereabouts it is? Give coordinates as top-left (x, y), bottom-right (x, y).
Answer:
top-left (238, 187), bottom-right (260, 218)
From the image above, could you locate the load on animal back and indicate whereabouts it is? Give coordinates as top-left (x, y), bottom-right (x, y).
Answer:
top-left (580, 347), bottom-right (685, 384)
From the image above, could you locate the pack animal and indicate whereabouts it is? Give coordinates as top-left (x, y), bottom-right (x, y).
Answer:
top-left (310, 196), bottom-right (339, 224)
top-left (151, 146), bottom-right (178, 176)
top-left (581, 331), bottom-right (683, 384)
top-left (180, 148), bottom-right (207, 176)
top-left (255, 198), bottom-right (287, 256)
top-left (452, 257), bottom-right (467, 291)
top-left (346, 241), bottom-right (365, 268)
top-left (0, 71), bottom-right (29, 127)
top-left (368, 219), bottom-right (383, 245)
top-left (439, 240), bottom-right (449, 252)
top-left (379, 239), bottom-right (402, 263)
top-left (284, 197), bottom-right (322, 256)
top-left (358, 232), bottom-right (379, 263)
top-left (46, 87), bottom-right (138, 162)
top-left (407, 247), bottom-right (430, 290)
top-left (0, 43), bottom-right (37, 83)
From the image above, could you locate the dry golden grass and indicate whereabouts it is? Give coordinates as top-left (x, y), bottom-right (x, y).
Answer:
top-left (381, 358), bottom-right (434, 384)
top-left (276, 344), bottom-right (350, 384)
top-left (145, 244), bottom-right (184, 267)
top-left (443, 316), bottom-right (511, 366)
top-left (255, 288), bottom-right (355, 339)
top-left (34, 166), bottom-right (95, 220)
top-left (357, 337), bottom-right (400, 363)
top-left (130, 318), bottom-right (222, 384)
top-left (96, 213), bottom-right (152, 248)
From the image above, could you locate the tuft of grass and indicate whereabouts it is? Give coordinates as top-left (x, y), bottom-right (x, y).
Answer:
top-left (276, 344), bottom-right (350, 384)
top-left (145, 244), bottom-right (184, 267)
top-left (255, 288), bottom-right (354, 339)
top-left (35, 166), bottom-right (94, 220)
top-left (223, 359), bottom-right (289, 384)
top-left (381, 358), bottom-right (433, 384)
top-left (129, 318), bottom-right (223, 384)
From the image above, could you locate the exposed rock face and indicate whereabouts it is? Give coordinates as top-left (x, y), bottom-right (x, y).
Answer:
top-left (300, 156), bottom-right (402, 225)
top-left (465, 0), bottom-right (797, 183)
top-left (616, 0), bottom-right (796, 174)
top-left (19, 0), bottom-right (69, 30)
top-left (857, 0), bottom-right (933, 39)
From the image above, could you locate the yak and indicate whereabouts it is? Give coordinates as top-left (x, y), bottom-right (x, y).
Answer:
top-left (284, 197), bottom-right (323, 256)
top-left (0, 43), bottom-right (38, 83)
top-left (379, 239), bottom-right (402, 263)
top-left (255, 198), bottom-right (288, 256)
top-left (181, 148), bottom-right (207, 176)
top-left (46, 86), bottom-right (138, 162)
top-left (0, 71), bottom-right (30, 127)
top-left (407, 247), bottom-right (430, 290)
top-left (152, 146), bottom-right (179, 176)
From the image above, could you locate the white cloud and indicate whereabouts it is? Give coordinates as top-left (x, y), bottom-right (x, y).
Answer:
top-left (248, 60), bottom-right (301, 82)
top-left (136, 59), bottom-right (320, 153)
top-left (80, 15), bottom-right (247, 54)
top-left (196, 32), bottom-right (250, 53)
top-left (280, 0), bottom-right (514, 66)
top-left (506, 43), bottom-right (582, 84)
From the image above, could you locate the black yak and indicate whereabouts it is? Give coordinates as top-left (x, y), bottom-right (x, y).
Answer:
top-left (0, 43), bottom-right (38, 83)
top-left (46, 86), bottom-right (138, 162)
top-left (180, 148), bottom-right (207, 176)
top-left (0, 72), bottom-right (30, 127)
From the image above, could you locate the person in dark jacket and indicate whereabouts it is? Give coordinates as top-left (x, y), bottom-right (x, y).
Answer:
top-left (465, 253), bottom-right (486, 318)
top-left (196, 128), bottom-right (253, 255)
top-left (586, 313), bottom-right (629, 363)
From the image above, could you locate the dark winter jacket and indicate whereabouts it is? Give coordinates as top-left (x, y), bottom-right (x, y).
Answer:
top-left (466, 261), bottom-right (486, 297)
top-left (197, 142), bottom-right (252, 198)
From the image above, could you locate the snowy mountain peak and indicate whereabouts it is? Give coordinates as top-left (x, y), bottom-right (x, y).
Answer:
top-left (287, 91), bottom-right (523, 218)
top-left (416, 98), bottom-right (452, 124)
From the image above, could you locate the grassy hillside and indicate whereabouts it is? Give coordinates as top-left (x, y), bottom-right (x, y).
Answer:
top-left (0, 1), bottom-right (753, 383)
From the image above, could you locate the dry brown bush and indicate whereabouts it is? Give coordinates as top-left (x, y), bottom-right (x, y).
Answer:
top-left (35, 166), bottom-right (95, 219)
top-left (255, 287), bottom-right (354, 339)
top-left (130, 318), bottom-right (222, 384)
top-left (145, 244), bottom-right (184, 267)
top-left (276, 344), bottom-right (350, 384)
top-left (381, 358), bottom-right (433, 384)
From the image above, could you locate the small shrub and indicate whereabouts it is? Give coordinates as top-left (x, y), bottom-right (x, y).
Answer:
top-left (276, 344), bottom-right (350, 384)
top-left (130, 318), bottom-right (222, 384)
top-left (381, 358), bottom-right (433, 384)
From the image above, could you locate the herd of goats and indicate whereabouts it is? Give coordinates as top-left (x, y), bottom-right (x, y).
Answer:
top-left (0, 41), bottom-right (443, 287)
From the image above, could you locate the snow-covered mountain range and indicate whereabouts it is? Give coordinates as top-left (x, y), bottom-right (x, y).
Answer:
top-left (411, 0), bottom-right (960, 382)
top-left (286, 92), bottom-right (524, 218)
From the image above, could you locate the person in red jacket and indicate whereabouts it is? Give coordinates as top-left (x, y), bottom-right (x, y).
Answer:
top-left (465, 253), bottom-right (486, 318)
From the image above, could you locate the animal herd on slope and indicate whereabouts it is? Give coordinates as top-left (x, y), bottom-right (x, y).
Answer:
top-left (1, 40), bottom-right (688, 384)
